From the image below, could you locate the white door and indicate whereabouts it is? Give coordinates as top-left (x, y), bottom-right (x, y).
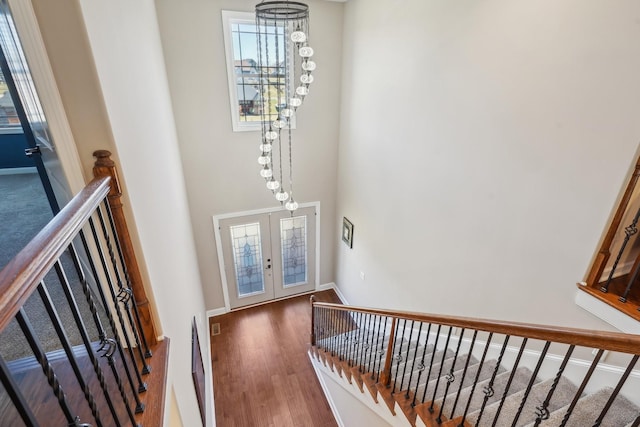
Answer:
top-left (218, 206), bottom-right (316, 309)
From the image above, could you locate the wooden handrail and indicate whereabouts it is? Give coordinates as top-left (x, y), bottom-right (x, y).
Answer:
top-left (312, 302), bottom-right (640, 354)
top-left (93, 150), bottom-right (158, 345)
top-left (0, 177), bottom-right (111, 333)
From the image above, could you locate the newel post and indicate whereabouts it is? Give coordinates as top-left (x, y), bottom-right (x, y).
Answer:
top-left (93, 150), bottom-right (158, 346)
top-left (310, 295), bottom-right (316, 346)
top-left (379, 317), bottom-right (397, 387)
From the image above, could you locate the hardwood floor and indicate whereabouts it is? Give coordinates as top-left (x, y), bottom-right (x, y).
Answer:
top-left (209, 290), bottom-right (341, 427)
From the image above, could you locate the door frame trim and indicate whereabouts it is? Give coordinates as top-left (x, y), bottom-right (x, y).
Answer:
top-left (213, 201), bottom-right (321, 313)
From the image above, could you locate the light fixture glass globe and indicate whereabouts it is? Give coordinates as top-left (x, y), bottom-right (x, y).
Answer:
top-left (260, 166), bottom-right (273, 178)
top-left (295, 86), bottom-right (309, 96)
top-left (299, 46), bottom-right (314, 57)
top-left (273, 119), bottom-right (286, 129)
top-left (302, 60), bottom-right (316, 71)
top-left (285, 198), bottom-right (299, 211)
top-left (265, 131), bottom-right (278, 141)
top-left (275, 188), bottom-right (289, 202)
top-left (300, 74), bottom-right (314, 84)
top-left (290, 97), bottom-right (302, 107)
top-left (259, 143), bottom-right (272, 153)
top-left (266, 177), bottom-right (280, 191)
top-left (280, 108), bottom-right (293, 118)
top-left (291, 31), bottom-right (307, 43)
top-left (258, 155), bottom-right (271, 165)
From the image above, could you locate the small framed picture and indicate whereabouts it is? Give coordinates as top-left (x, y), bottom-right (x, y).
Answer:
top-left (342, 217), bottom-right (354, 248)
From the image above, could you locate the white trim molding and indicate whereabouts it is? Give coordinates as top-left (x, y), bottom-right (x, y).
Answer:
top-left (575, 285), bottom-right (640, 334)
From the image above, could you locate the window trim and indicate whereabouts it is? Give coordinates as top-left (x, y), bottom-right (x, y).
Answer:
top-left (221, 10), bottom-right (296, 132)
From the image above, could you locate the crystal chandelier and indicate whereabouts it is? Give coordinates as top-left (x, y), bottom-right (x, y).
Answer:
top-left (255, 1), bottom-right (315, 212)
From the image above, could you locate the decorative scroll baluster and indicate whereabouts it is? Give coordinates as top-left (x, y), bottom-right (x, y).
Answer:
top-left (364, 314), bottom-right (377, 373)
top-left (397, 320), bottom-right (416, 392)
top-left (420, 324), bottom-right (442, 404)
top-left (533, 345), bottom-right (575, 426)
top-left (52, 255), bottom-right (124, 426)
top-left (96, 205), bottom-right (151, 374)
top-left (14, 308), bottom-right (82, 426)
top-left (0, 354), bottom-right (39, 427)
top-left (93, 150), bottom-right (157, 346)
top-left (619, 261), bottom-right (640, 302)
top-left (411, 323), bottom-right (432, 407)
top-left (490, 338), bottom-right (528, 427)
top-left (380, 317), bottom-right (397, 387)
top-left (592, 354), bottom-right (639, 427)
top-left (392, 319), bottom-right (408, 393)
top-left (449, 329), bottom-right (477, 417)
top-left (510, 341), bottom-right (551, 427)
top-left (436, 328), bottom-right (466, 423)
top-left (83, 224), bottom-right (146, 414)
top-left (601, 206), bottom-right (640, 292)
top-left (404, 322), bottom-right (423, 399)
top-left (559, 349), bottom-right (604, 427)
top-left (474, 335), bottom-right (510, 426)
top-left (374, 316), bottom-right (389, 382)
top-left (356, 312), bottom-right (367, 369)
top-left (429, 326), bottom-right (453, 413)
top-left (37, 281), bottom-right (104, 427)
top-left (361, 313), bottom-right (374, 372)
top-left (458, 332), bottom-right (493, 426)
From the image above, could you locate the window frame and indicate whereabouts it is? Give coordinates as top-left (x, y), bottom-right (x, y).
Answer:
top-left (221, 10), bottom-right (296, 132)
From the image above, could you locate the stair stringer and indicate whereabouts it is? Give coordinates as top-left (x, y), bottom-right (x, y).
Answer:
top-left (309, 350), bottom-right (412, 427)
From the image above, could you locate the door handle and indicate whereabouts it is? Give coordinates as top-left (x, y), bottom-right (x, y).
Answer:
top-left (24, 145), bottom-right (41, 157)
top-left (265, 264), bottom-right (271, 269)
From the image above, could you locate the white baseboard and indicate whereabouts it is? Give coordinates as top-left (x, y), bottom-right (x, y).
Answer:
top-left (207, 307), bottom-right (227, 318)
top-left (574, 286), bottom-right (640, 334)
top-left (316, 282), bottom-right (349, 304)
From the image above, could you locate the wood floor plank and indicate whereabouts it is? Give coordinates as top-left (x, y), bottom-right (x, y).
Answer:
top-left (210, 291), bottom-right (341, 427)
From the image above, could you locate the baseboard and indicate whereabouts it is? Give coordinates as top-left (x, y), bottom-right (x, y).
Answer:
top-left (0, 167), bottom-right (37, 175)
top-left (316, 282), bottom-right (349, 304)
top-left (207, 307), bottom-right (227, 318)
top-left (574, 286), bottom-right (640, 334)
top-left (308, 351), bottom-right (346, 427)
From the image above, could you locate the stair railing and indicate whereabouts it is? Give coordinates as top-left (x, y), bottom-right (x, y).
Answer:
top-left (311, 299), bottom-right (640, 427)
top-left (0, 176), bottom-right (155, 427)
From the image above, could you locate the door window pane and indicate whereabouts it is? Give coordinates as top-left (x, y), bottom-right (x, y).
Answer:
top-left (280, 216), bottom-right (307, 287)
top-left (230, 223), bottom-right (265, 297)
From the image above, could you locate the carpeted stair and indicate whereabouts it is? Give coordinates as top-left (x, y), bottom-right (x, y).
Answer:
top-left (313, 328), bottom-right (640, 427)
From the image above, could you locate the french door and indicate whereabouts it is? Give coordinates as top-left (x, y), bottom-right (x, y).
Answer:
top-left (218, 206), bottom-right (316, 309)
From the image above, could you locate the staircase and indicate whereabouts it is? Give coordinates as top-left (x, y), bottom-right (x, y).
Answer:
top-left (309, 299), bottom-right (640, 427)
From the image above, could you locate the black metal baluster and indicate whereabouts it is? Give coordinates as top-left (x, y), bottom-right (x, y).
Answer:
top-left (559, 349), bottom-right (604, 427)
top-left (601, 206), bottom-right (640, 292)
top-left (420, 324), bottom-right (443, 404)
top-left (458, 333), bottom-right (493, 426)
top-left (37, 280), bottom-right (104, 427)
top-left (490, 337), bottom-right (528, 427)
top-left (619, 262), bottom-right (640, 302)
top-left (398, 320), bottom-right (416, 392)
top-left (0, 354), bottom-right (39, 427)
top-left (436, 328), bottom-right (466, 423)
top-left (375, 316), bottom-right (389, 382)
top-left (474, 335), bottom-right (510, 427)
top-left (361, 313), bottom-right (374, 373)
top-left (96, 206), bottom-right (151, 374)
top-left (78, 231), bottom-right (142, 424)
top-left (411, 322), bottom-right (432, 407)
top-left (429, 326), bottom-right (454, 413)
top-left (510, 341), bottom-right (551, 427)
top-left (392, 319), bottom-right (408, 393)
top-left (629, 414), bottom-right (640, 427)
top-left (405, 322), bottom-right (424, 399)
top-left (54, 255), bottom-right (124, 427)
top-left (344, 311), bottom-right (354, 364)
top-left (14, 308), bottom-right (81, 426)
top-left (83, 224), bottom-right (146, 414)
top-left (365, 314), bottom-right (379, 374)
top-left (449, 329), bottom-right (478, 418)
top-left (592, 354), bottom-right (639, 427)
top-left (103, 200), bottom-right (152, 358)
top-left (356, 312), bottom-right (367, 369)
top-left (90, 214), bottom-right (148, 392)
top-left (533, 344), bottom-right (575, 426)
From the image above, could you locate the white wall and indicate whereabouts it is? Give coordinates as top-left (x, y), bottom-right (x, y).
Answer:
top-left (76, 1), bottom-right (209, 426)
top-left (336, 0), bottom-right (640, 329)
top-left (154, 0), bottom-right (344, 311)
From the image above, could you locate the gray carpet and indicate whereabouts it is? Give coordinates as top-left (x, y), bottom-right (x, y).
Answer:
top-left (316, 329), bottom-right (640, 426)
top-left (0, 172), bottom-right (104, 361)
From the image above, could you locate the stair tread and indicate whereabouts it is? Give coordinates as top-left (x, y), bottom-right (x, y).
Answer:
top-left (531, 387), bottom-right (640, 427)
top-left (435, 364), bottom-right (527, 421)
top-left (467, 375), bottom-right (578, 426)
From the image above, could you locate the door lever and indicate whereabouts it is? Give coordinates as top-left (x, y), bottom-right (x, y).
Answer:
top-left (24, 145), bottom-right (41, 157)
